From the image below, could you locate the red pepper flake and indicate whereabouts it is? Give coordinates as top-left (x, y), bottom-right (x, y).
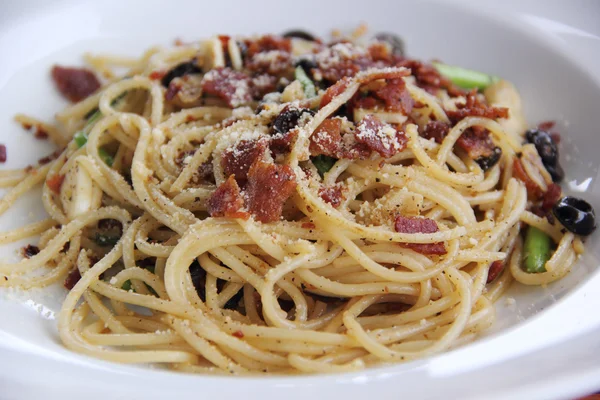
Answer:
top-left (487, 260), bottom-right (504, 283)
top-left (149, 70), bottom-right (166, 80)
top-left (232, 330), bottom-right (244, 338)
top-left (0, 144), bottom-right (6, 163)
top-left (34, 126), bottom-right (49, 140)
top-left (301, 222), bottom-right (316, 229)
top-left (46, 174), bottom-right (65, 194)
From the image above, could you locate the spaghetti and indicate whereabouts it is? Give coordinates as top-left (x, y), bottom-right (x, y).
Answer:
top-left (0, 30), bottom-right (594, 374)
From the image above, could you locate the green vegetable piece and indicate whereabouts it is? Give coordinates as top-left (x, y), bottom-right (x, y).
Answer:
top-left (94, 233), bottom-right (120, 247)
top-left (295, 66), bottom-right (317, 98)
top-left (432, 62), bottom-right (500, 91)
top-left (311, 155), bottom-right (337, 178)
top-left (98, 148), bottom-right (114, 167)
top-left (523, 226), bottom-right (552, 273)
top-left (121, 280), bottom-right (132, 291)
top-left (74, 131), bottom-right (88, 148)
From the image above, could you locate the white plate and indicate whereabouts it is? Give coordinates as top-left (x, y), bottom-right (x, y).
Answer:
top-left (1, 0), bottom-right (600, 399)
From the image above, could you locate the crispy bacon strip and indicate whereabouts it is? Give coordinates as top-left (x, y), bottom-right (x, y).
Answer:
top-left (309, 119), bottom-right (343, 157)
top-left (319, 185), bottom-right (343, 208)
top-left (446, 90), bottom-right (509, 123)
top-left (394, 215), bottom-right (447, 255)
top-left (245, 160), bottom-right (296, 223)
top-left (64, 268), bottom-right (81, 290)
top-left (512, 158), bottom-right (543, 200)
top-left (320, 77), bottom-right (351, 109)
top-left (46, 174), bottom-right (65, 194)
top-left (421, 121), bottom-right (450, 143)
top-left (51, 66), bottom-right (100, 102)
top-left (207, 175), bottom-right (249, 219)
top-left (399, 59), bottom-right (464, 97)
top-left (354, 115), bottom-right (408, 158)
top-left (222, 139), bottom-right (267, 185)
top-left (487, 260), bottom-right (504, 283)
top-left (201, 67), bottom-right (252, 107)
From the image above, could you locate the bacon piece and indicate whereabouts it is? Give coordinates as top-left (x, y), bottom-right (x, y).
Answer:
top-left (368, 42), bottom-right (394, 63)
top-left (245, 35), bottom-right (292, 75)
top-left (232, 330), bottom-right (244, 338)
top-left (320, 77), bottom-right (351, 109)
top-left (456, 126), bottom-right (497, 160)
top-left (541, 183), bottom-right (561, 212)
top-left (355, 68), bottom-right (410, 84)
top-left (421, 121), bottom-right (450, 143)
top-left (512, 158), bottom-right (543, 200)
top-left (309, 119), bottom-right (343, 157)
top-left (64, 268), bottom-right (81, 290)
top-left (399, 59), bottom-right (464, 97)
top-left (394, 215), bottom-right (446, 255)
top-left (446, 90), bottom-right (509, 123)
top-left (537, 121), bottom-right (555, 131)
top-left (245, 160), bottom-right (296, 223)
top-left (372, 78), bottom-right (413, 113)
top-left (222, 139), bottom-right (267, 185)
top-left (319, 185), bottom-right (343, 207)
top-left (201, 67), bottom-right (252, 107)
top-left (352, 77), bottom-right (413, 114)
top-left (354, 115), bottom-right (408, 158)
top-left (38, 149), bottom-right (63, 165)
top-left (34, 126), bottom-right (49, 139)
top-left (0, 144), bottom-right (6, 163)
top-left (199, 162), bottom-right (215, 182)
top-left (269, 129), bottom-right (298, 155)
top-left (301, 222), bottom-right (316, 229)
top-left (46, 174), bottom-right (65, 194)
top-left (207, 175), bottom-right (249, 219)
top-left (51, 66), bottom-right (100, 102)
top-left (22, 244), bottom-right (40, 258)
top-left (251, 74), bottom-right (278, 98)
top-left (487, 260), bottom-right (504, 283)
top-left (316, 43), bottom-right (374, 82)
top-left (149, 70), bottom-right (166, 80)
top-left (245, 35), bottom-right (291, 57)
top-left (246, 51), bottom-right (292, 75)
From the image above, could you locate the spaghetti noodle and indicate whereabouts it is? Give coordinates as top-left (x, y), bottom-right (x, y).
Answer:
top-left (0, 30), bottom-right (593, 374)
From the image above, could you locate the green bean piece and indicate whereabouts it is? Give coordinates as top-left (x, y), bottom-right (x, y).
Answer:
top-left (311, 155), bottom-right (337, 178)
top-left (295, 66), bottom-right (317, 98)
top-left (74, 131), bottom-right (88, 148)
top-left (432, 62), bottom-right (500, 91)
top-left (98, 148), bottom-right (114, 167)
top-left (523, 226), bottom-right (552, 273)
top-left (121, 280), bottom-right (132, 291)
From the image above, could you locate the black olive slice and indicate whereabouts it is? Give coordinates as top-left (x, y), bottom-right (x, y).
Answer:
top-left (553, 196), bottom-right (596, 236)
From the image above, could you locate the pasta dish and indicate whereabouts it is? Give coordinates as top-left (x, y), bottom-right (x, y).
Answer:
top-left (0, 28), bottom-right (595, 374)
